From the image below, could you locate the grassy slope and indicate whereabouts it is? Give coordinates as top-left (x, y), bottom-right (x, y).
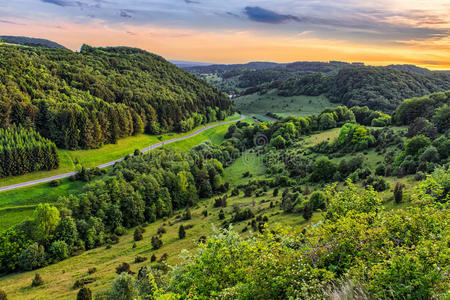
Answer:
top-left (0, 114), bottom-right (241, 188)
top-left (234, 89), bottom-right (336, 118)
top-left (0, 116), bottom-right (252, 233)
top-left (0, 133), bottom-right (411, 299)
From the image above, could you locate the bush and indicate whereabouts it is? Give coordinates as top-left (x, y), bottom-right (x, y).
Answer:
top-left (49, 179), bottom-right (61, 187)
top-left (151, 236), bottom-right (163, 250)
top-left (157, 226), bottom-right (166, 235)
top-left (109, 273), bottom-right (139, 300)
top-left (19, 243), bottom-right (46, 271)
top-left (31, 273), bottom-right (44, 287)
top-left (151, 254), bottom-right (156, 262)
top-left (179, 225), bottom-right (186, 239)
top-left (133, 227), bottom-right (143, 241)
top-left (0, 289), bottom-right (6, 300)
top-left (88, 267), bottom-right (97, 274)
top-left (309, 191), bottom-right (327, 210)
top-left (135, 256), bottom-right (147, 263)
top-left (394, 183), bottom-right (404, 204)
top-left (50, 240), bottom-right (69, 262)
top-left (77, 287), bottom-right (92, 300)
top-left (183, 207), bottom-right (192, 220)
top-left (375, 164), bottom-right (385, 176)
top-left (73, 278), bottom-right (96, 289)
top-left (218, 209), bottom-right (225, 220)
top-left (116, 262), bottom-right (132, 275)
top-left (232, 208), bottom-right (254, 222)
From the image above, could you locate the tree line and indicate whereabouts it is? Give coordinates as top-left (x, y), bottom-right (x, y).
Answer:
top-left (0, 126), bottom-right (58, 177)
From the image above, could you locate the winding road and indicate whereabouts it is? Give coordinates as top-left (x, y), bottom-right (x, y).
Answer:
top-left (0, 115), bottom-right (245, 193)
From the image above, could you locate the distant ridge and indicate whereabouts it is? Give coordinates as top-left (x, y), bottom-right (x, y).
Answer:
top-left (169, 60), bottom-right (212, 68)
top-left (0, 35), bottom-right (67, 49)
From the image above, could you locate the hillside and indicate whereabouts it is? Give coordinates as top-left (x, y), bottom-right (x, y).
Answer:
top-left (0, 36), bottom-right (66, 49)
top-left (0, 44), bottom-right (233, 150)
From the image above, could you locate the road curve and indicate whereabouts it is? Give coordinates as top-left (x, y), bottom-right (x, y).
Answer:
top-left (0, 115), bottom-right (246, 193)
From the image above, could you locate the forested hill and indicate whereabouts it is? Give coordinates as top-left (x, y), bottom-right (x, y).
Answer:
top-left (0, 36), bottom-right (66, 49)
top-left (0, 44), bottom-right (233, 149)
top-left (279, 67), bottom-right (450, 112)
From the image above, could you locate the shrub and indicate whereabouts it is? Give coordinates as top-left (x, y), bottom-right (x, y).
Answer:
top-left (50, 240), bottom-right (69, 262)
top-left (116, 262), bottom-right (132, 275)
top-left (375, 164), bottom-right (385, 176)
top-left (49, 179), bottom-right (61, 187)
top-left (133, 227), bottom-right (143, 241)
top-left (109, 273), bottom-right (139, 300)
top-left (232, 208), bottom-right (255, 222)
top-left (273, 188), bottom-right (279, 197)
top-left (183, 207), bottom-right (191, 220)
top-left (88, 267), bottom-right (97, 275)
top-left (309, 191), bottom-right (327, 210)
top-left (219, 209), bottom-right (225, 220)
top-left (135, 256), bottom-right (147, 263)
top-left (202, 210), bottom-right (208, 217)
top-left (19, 243), bottom-right (46, 271)
top-left (158, 253), bottom-right (168, 262)
top-left (151, 236), bottom-right (163, 250)
top-left (31, 273), bottom-right (44, 287)
top-left (0, 290), bottom-right (6, 300)
top-left (179, 225), bottom-right (186, 239)
top-left (394, 183), bottom-right (404, 204)
top-left (73, 278), bottom-right (96, 289)
top-left (151, 254), bottom-right (156, 262)
top-left (77, 287), bottom-right (92, 300)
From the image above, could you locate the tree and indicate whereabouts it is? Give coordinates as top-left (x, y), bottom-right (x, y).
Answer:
top-left (33, 204), bottom-right (61, 244)
top-left (183, 207), bottom-right (192, 220)
top-left (309, 191), bottom-right (327, 210)
top-left (219, 209), bottom-right (225, 220)
top-left (151, 236), bottom-right (163, 250)
top-left (270, 135), bottom-right (286, 149)
top-left (77, 287), bottom-right (92, 300)
top-left (31, 273), bottom-right (44, 287)
top-left (179, 225), bottom-right (186, 239)
top-left (109, 273), bottom-right (139, 300)
top-left (18, 243), bottom-right (46, 271)
top-left (394, 183), bottom-right (404, 204)
top-left (405, 135), bottom-right (431, 156)
top-left (49, 240), bottom-right (69, 262)
top-left (133, 227), bottom-right (143, 241)
top-left (310, 157), bottom-right (337, 182)
top-left (302, 201), bottom-right (313, 220)
top-left (432, 104), bottom-right (450, 133)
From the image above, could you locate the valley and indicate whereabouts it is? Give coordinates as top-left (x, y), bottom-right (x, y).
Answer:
top-left (0, 40), bottom-right (448, 300)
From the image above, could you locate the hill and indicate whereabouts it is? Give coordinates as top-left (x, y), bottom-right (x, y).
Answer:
top-left (0, 36), bottom-right (66, 49)
top-left (0, 44), bottom-right (233, 150)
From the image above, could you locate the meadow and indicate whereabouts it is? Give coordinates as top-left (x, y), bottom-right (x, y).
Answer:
top-left (234, 89), bottom-right (336, 118)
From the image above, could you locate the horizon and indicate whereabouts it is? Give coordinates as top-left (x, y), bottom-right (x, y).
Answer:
top-left (1, 0), bottom-right (449, 70)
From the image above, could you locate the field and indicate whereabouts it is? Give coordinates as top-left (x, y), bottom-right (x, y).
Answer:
top-left (0, 114), bottom-right (241, 188)
top-left (234, 89), bottom-right (336, 118)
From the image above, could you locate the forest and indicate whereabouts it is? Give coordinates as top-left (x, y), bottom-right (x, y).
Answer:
top-left (187, 60), bottom-right (450, 113)
top-left (0, 44), bottom-right (233, 150)
top-left (0, 126), bottom-right (59, 177)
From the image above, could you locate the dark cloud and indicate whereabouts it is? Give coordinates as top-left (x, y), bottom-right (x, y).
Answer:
top-left (184, 0), bottom-right (200, 4)
top-left (41, 0), bottom-right (76, 7)
top-left (120, 9), bottom-right (132, 18)
top-left (244, 6), bottom-right (301, 24)
top-left (0, 19), bottom-right (24, 25)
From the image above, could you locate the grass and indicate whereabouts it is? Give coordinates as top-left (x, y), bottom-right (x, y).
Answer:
top-left (0, 114), bottom-right (241, 188)
top-left (234, 89), bottom-right (336, 117)
top-left (224, 150), bottom-right (267, 185)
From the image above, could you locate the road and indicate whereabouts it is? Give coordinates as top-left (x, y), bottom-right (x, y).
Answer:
top-left (0, 115), bottom-right (245, 192)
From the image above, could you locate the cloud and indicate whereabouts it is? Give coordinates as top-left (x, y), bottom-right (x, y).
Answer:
top-left (120, 9), bottom-right (132, 18)
top-left (184, 0), bottom-right (200, 4)
top-left (41, 0), bottom-right (76, 7)
top-left (244, 6), bottom-right (300, 24)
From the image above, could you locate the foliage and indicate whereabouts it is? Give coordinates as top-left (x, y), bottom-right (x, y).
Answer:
top-left (0, 45), bottom-right (232, 149)
top-left (0, 126), bottom-right (59, 177)
top-left (31, 273), bottom-right (44, 287)
top-left (77, 287), bottom-right (93, 300)
top-left (109, 273), bottom-right (139, 300)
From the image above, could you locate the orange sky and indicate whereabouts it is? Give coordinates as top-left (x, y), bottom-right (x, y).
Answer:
top-left (1, 0), bottom-right (449, 69)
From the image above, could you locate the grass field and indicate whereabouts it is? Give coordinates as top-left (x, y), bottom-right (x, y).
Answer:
top-left (235, 89), bottom-right (336, 117)
top-left (0, 114), bottom-right (241, 188)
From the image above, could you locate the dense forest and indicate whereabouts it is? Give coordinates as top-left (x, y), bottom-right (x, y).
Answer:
top-left (0, 36), bottom-right (67, 49)
top-left (0, 126), bottom-right (59, 177)
top-left (0, 44), bottom-right (233, 149)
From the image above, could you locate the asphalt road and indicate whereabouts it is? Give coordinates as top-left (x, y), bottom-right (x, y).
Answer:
top-left (0, 115), bottom-right (245, 193)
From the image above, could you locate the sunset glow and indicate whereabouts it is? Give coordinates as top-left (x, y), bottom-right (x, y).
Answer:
top-left (1, 0), bottom-right (449, 69)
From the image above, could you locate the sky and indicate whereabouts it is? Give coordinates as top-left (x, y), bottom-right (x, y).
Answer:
top-left (1, 0), bottom-right (449, 69)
